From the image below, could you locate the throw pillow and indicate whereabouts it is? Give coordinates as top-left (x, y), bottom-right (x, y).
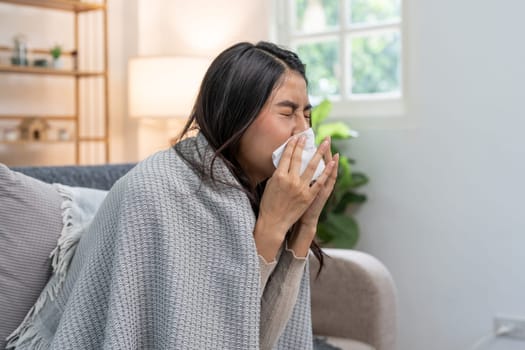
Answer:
top-left (0, 164), bottom-right (63, 349)
top-left (0, 164), bottom-right (108, 349)
top-left (5, 182), bottom-right (107, 348)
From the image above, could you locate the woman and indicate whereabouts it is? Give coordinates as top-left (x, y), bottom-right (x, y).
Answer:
top-left (8, 41), bottom-right (338, 350)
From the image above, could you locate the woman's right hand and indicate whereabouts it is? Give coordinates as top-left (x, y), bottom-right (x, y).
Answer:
top-left (253, 134), bottom-right (331, 261)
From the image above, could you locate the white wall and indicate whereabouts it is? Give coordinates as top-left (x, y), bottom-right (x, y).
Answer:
top-left (136, 0), bottom-right (269, 57)
top-left (345, 0), bottom-right (525, 349)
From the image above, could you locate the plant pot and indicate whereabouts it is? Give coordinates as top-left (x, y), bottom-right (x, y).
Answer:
top-left (51, 58), bottom-right (63, 69)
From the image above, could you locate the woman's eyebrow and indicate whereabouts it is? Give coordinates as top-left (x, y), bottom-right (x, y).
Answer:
top-left (276, 100), bottom-right (312, 111)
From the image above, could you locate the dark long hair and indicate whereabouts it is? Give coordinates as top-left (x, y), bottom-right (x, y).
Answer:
top-left (175, 41), bottom-right (324, 271)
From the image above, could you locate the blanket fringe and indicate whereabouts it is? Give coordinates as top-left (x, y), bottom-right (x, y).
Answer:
top-left (6, 321), bottom-right (51, 350)
top-left (6, 184), bottom-right (83, 349)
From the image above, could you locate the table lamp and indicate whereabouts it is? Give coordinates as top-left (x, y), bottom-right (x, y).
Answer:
top-left (128, 56), bottom-right (210, 119)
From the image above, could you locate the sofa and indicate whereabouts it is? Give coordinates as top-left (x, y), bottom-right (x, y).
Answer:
top-left (1, 163), bottom-right (397, 350)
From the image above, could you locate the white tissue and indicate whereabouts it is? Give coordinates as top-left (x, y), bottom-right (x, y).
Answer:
top-left (271, 128), bottom-right (325, 181)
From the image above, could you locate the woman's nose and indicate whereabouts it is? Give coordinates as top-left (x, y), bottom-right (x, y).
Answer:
top-left (296, 114), bottom-right (310, 133)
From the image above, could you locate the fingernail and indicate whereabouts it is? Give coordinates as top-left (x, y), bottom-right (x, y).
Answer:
top-left (299, 135), bottom-right (306, 144)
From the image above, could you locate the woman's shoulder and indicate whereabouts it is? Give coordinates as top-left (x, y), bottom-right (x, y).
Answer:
top-left (118, 134), bottom-right (242, 198)
top-left (120, 143), bottom-right (201, 196)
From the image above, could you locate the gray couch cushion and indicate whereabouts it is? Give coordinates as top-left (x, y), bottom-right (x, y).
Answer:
top-left (12, 163), bottom-right (135, 190)
top-left (0, 164), bottom-right (63, 349)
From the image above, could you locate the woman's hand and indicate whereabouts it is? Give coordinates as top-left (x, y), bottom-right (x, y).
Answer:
top-left (253, 135), bottom-right (336, 261)
top-left (288, 142), bottom-right (339, 257)
top-left (300, 139), bottom-right (339, 228)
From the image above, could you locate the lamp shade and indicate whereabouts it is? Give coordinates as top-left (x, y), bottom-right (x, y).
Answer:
top-left (128, 56), bottom-right (210, 118)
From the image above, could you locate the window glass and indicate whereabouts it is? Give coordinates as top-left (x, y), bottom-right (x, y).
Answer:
top-left (350, 31), bottom-right (400, 94)
top-left (285, 0), bottom-right (403, 104)
top-left (349, 0), bottom-right (401, 25)
top-left (296, 39), bottom-right (341, 98)
top-left (294, 0), bottom-right (340, 33)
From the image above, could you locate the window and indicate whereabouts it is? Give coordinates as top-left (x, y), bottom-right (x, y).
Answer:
top-left (273, 0), bottom-right (404, 117)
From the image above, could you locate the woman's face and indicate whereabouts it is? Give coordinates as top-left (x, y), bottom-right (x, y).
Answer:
top-left (237, 71), bottom-right (311, 186)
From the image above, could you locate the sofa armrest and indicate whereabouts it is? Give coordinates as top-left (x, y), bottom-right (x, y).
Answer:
top-left (309, 249), bottom-right (397, 350)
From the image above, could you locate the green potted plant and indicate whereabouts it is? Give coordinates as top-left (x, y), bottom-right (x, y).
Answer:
top-left (311, 99), bottom-right (369, 248)
top-left (50, 44), bottom-right (62, 69)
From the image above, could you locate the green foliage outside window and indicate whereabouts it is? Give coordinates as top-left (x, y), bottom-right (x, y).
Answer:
top-left (351, 0), bottom-right (400, 24)
top-left (351, 32), bottom-right (400, 94)
top-left (297, 41), bottom-right (340, 97)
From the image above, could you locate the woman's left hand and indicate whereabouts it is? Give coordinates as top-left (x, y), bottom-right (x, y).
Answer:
top-left (288, 139), bottom-right (339, 256)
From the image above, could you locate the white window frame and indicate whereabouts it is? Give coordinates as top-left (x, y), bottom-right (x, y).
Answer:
top-left (271, 0), bottom-right (407, 120)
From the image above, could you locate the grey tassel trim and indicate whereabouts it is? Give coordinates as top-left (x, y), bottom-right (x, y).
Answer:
top-left (5, 323), bottom-right (51, 350)
top-left (6, 184), bottom-right (83, 349)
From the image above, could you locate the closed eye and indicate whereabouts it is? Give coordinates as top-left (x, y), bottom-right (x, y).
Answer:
top-left (279, 108), bottom-right (295, 117)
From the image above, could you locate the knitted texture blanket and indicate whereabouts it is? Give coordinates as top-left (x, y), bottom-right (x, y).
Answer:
top-left (7, 134), bottom-right (313, 349)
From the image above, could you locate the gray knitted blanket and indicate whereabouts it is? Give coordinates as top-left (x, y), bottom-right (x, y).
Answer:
top-left (7, 134), bottom-right (313, 349)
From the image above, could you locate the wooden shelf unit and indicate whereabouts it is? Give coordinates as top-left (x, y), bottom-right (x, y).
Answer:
top-left (1, 140), bottom-right (76, 145)
top-left (0, 0), bottom-right (109, 165)
top-left (0, 65), bottom-right (105, 77)
top-left (0, 0), bottom-right (106, 13)
top-left (0, 45), bottom-right (77, 57)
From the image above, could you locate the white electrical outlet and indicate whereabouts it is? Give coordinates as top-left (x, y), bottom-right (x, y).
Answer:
top-left (494, 315), bottom-right (525, 340)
